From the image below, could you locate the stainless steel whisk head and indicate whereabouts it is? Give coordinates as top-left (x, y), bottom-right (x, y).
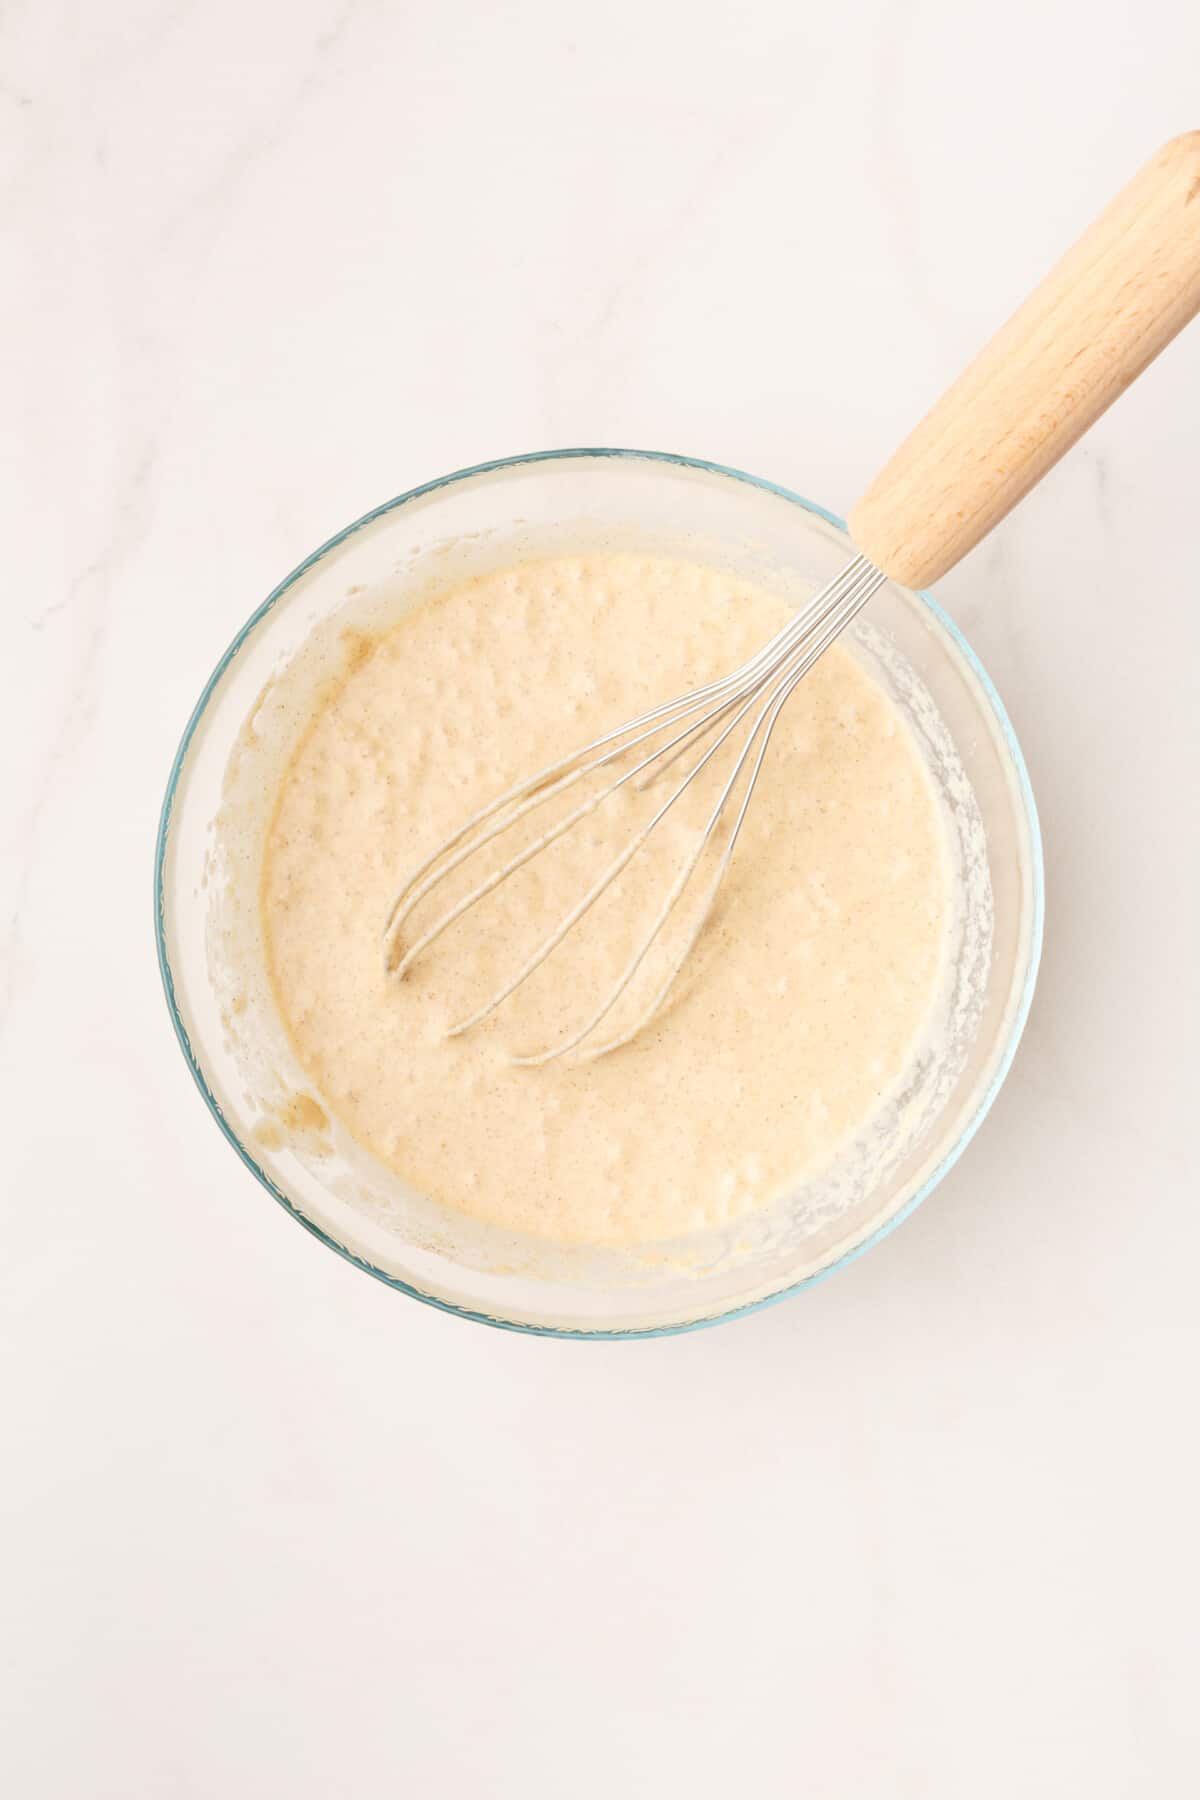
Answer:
top-left (382, 553), bottom-right (886, 1062)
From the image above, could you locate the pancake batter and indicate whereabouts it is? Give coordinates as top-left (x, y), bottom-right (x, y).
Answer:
top-left (262, 553), bottom-right (949, 1247)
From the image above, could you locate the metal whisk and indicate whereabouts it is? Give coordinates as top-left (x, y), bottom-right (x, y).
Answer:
top-left (384, 553), bottom-right (885, 1061)
top-left (384, 134), bottom-right (1200, 1059)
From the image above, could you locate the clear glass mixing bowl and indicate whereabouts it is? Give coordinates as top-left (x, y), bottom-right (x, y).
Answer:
top-left (155, 450), bottom-right (1043, 1336)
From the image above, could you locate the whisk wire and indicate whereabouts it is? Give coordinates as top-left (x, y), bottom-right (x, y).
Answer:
top-left (577, 561), bottom-right (886, 1059)
top-left (513, 557), bottom-right (886, 1061)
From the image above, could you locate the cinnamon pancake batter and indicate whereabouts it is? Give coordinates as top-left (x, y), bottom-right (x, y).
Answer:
top-left (262, 554), bottom-right (949, 1247)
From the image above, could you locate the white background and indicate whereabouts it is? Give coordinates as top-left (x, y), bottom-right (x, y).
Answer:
top-left (5, 1), bottom-right (1199, 1793)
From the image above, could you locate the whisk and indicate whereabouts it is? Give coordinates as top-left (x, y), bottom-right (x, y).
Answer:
top-left (385, 134), bottom-right (1200, 1060)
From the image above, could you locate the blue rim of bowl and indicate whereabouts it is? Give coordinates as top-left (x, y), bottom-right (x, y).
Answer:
top-left (154, 447), bottom-right (1045, 1339)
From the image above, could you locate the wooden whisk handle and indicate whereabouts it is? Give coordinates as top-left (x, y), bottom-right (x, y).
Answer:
top-left (849, 132), bottom-right (1200, 589)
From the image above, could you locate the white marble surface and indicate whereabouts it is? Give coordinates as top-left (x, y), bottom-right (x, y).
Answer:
top-left (5, 1), bottom-right (1200, 1793)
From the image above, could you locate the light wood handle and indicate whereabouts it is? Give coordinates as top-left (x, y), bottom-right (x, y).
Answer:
top-left (849, 133), bottom-right (1200, 589)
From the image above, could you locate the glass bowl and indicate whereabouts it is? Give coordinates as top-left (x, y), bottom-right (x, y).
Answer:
top-left (155, 450), bottom-right (1043, 1336)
